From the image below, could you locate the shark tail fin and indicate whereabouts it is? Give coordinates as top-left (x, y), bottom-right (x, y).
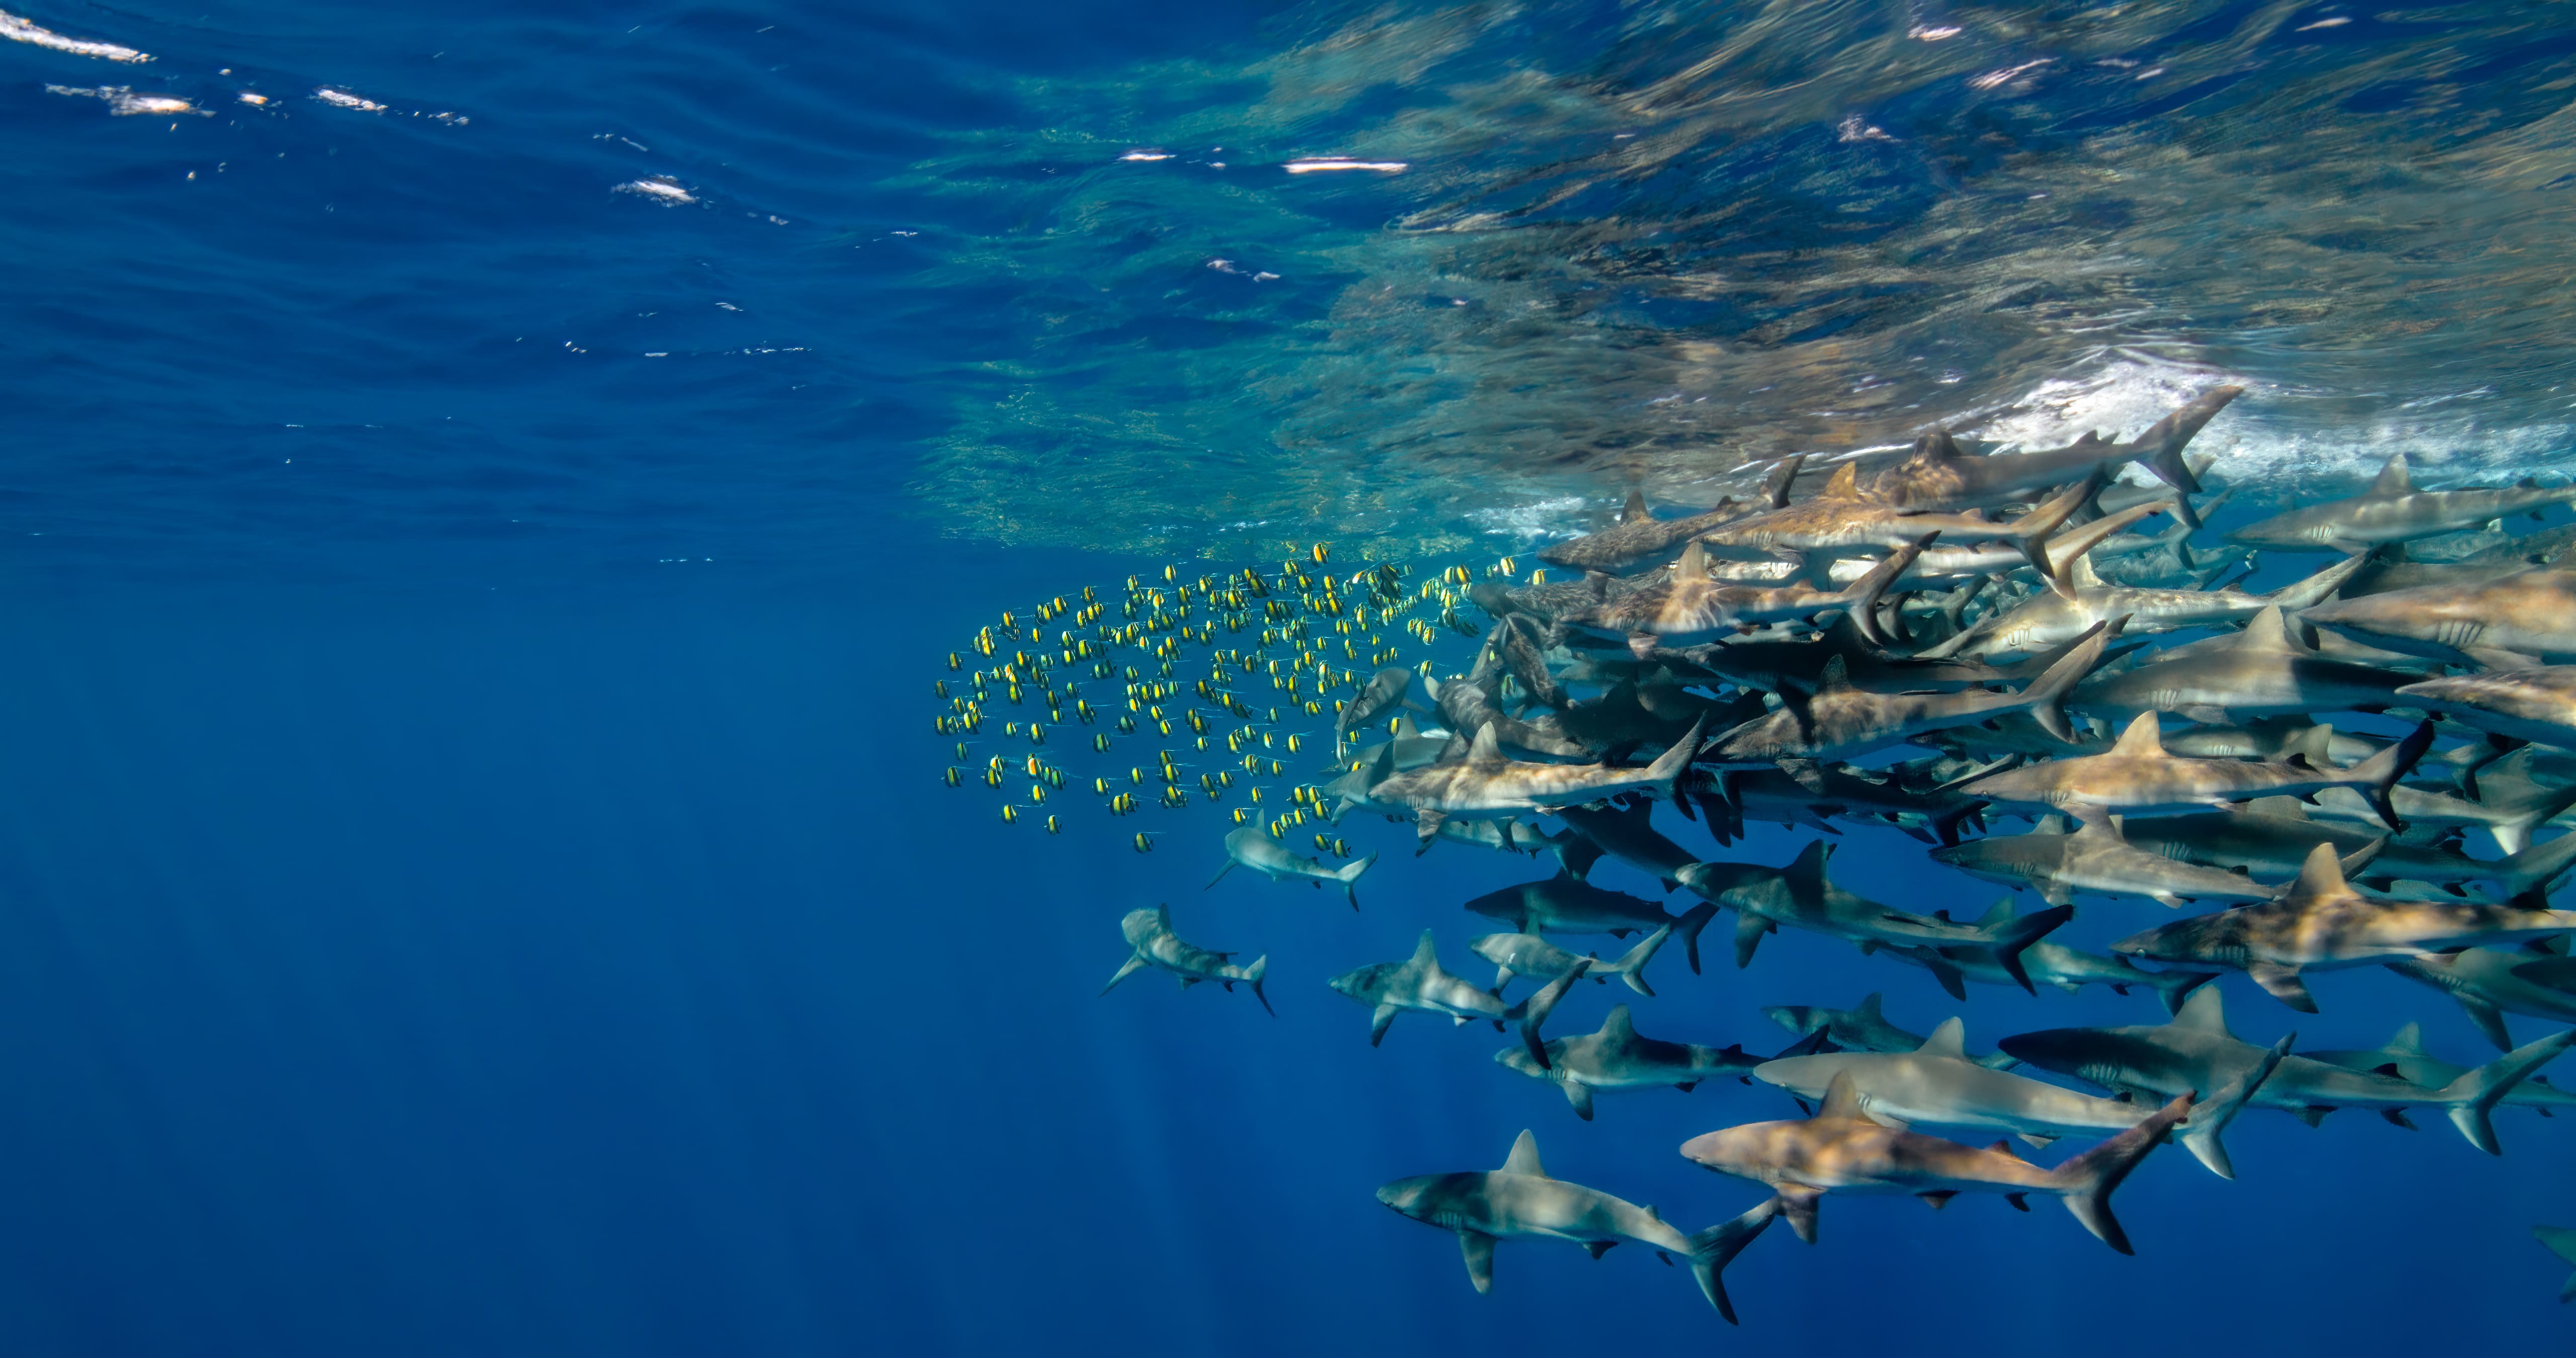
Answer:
top-left (1977, 904), bottom-right (2076, 994)
top-left (2176, 1034), bottom-right (2292, 1179)
top-left (2344, 720), bottom-right (2435, 833)
top-left (1505, 959), bottom-right (1592, 1070)
top-left (2151, 968), bottom-right (2221, 1018)
top-left (2046, 1092), bottom-right (2196, 1254)
top-left (2435, 1029), bottom-right (2576, 1154)
top-left (2037, 502), bottom-right (2162, 597)
top-left (1686, 1200), bottom-right (1780, 1325)
top-left (2498, 832), bottom-right (2576, 904)
top-left (1843, 533), bottom-right (1933, 647)
top-left (1611, 923), bottom-right (1672, 996)
top-left (1674, 900), bottom-right (1719, 977)
top-left (1643, 717), bottom-right (1709, 802)
top-left (2009, 473), bottom-right (2104, 591)
top-left (1245, 955), bottom-right (1274, 1017)
top-left (2262, 552), bottom-right (2370, 609)
top-left (2022, 618), bottom-right (2120, 743)
top-left (1335, 852), bottom-right (1379, 909)
top-left (2488, 779), bottom-right (2576, 858)
top-left (2136, 386), bottom-right (2238, 508)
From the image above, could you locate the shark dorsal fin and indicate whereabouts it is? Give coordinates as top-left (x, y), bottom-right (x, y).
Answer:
top-left (1917, 1016), bottom-right (1969, 1058)
top-left (2384, 1022), bottom-right (2426, 1057)
top-left (1816, 1070), bottom-right (1867, 1120)
top-left (1469, 723), bottom-right (1506, 767)
top-left (2111, 711), bottom-right (2164, 757)
top-left (1410, 928), bottom-right (1440, 969)
top-left (1677, 538), bottom-right (1709, 580)
top-left (1856, 991), bottom-right (1883, 1020)
top-left (2283, 723), bottom-right (2333, 767)
top-left (1501, 1129), bottom-right (1548, 1177)
top-left (1814, 654), bottom-right (1852, 694)
top-left (1821, 463), bottom-right (1861, 499)
top-left (2245, 795), bottom-right (2308, 819)
top-left (2237, 605), bottom-right (2297, 652)
top-left (1392, 714), bottom-right (1420, 740)
top-left (2371, 454), bottom-right (2412, 495)
top-left (1977, 897), bottom-right (2016, 927)
top-left (1788, 839), bottom-right (1833, 890)
top-left (2169, 984), bottom-right (2231, 1036)
top-left (2069, 552), bottom-right (2104, 590)
top-left (2285, 841), bottom-right (2351, 909)
top-left (1621, 489), bottom-right (1650, 526)
top-left (1600, 1004), bottom-right (1638, 1042)
top-left (2072, 430), bottom-right (2104, 449)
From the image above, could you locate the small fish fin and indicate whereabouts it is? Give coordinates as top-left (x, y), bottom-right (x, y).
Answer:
top-left (1500, 1128), bottom-right (1548, 1177)
top-left (2246, 962), bottom-right (2318, 1013)
top-left (1916, 1016), bottom-right (1970, 1058)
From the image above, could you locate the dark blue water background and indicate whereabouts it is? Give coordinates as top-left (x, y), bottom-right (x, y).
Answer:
top-left (4, 1), bottom-right (2574, 1353)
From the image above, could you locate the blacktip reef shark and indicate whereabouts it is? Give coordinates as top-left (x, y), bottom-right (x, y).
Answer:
top-left (2304, 1022), bottom-right (2576, 1119)
top-left (1962, 710), bottom-right (2432, 829)
top-left (1334, 665), bottom-right (1432, 753)
top-left (1369, 718), bottom-right (1704, 850)
top-left (1472, 925), bottom-right (1671, 997)
top-left (2399, 666), bottom-right (2576, 750)
top-left (1327, 929), bottom-right (1588, 1067)
top-left (1101, 905), bottom-right (1272, 1015)
top-left (1679, 1070), bottom-right (2196, 1254)
top-left (1555, 535), bottom-right (1928, 655)
top-left (2388, 947), bottom-right (2576, 1052)
top-left (1694, 466), bottom-right (2098, 580)
top-left (1856, 386), bottom-right (2237, 520)
top-left (1375, 1129), bottom-right (1781, 1323)
top-left (2071, 605), bottom-right (2414, 722)
top-left (1996, 985), bottom-right (2575, 1154)
top-left (2304, 565), bottom-right (2576, 667)
top-left (1926, 551), bottom-right (2363, 658)
top-left (2226, 452), bottom-right (2576, 553)
top-left (1753, 1015), bottom-right (2287, 1179)
top-left (1494, 1003), bottom-right (1770, 1121)
top-left (1463, 873), bottom-right (1720, 973)
top-left (1700, 620), bottom-right (2111, 765)
top-left (1762, 992), bottom-right (2018, 1069)
top-left (2110, 842), bottom-right (2576, 1013)
top-left (1207, 825), bottom-right (1378, 907)
top-left (1691, 839), bottom-right (2074, 991)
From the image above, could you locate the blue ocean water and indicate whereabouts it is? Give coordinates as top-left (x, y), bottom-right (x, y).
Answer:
top-left (6, 2), bottom-right (2576, 1353)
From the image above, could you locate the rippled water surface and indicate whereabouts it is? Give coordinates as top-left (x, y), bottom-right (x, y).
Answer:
top-left (8, 4), bottom-right (2576, 1355)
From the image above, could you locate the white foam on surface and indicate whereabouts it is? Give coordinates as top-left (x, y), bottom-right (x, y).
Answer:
top-left (1, 8), bottom-right (146, 61)
top-left (615, 177), bottom-right (697, 205)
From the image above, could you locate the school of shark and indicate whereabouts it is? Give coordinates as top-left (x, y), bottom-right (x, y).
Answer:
top-left (935, 385), bottom-right (2576, 1319)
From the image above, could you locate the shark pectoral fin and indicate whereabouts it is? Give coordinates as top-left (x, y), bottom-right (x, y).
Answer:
top-left (1583, 1240), bottom-right (1617, 1260)
top-left (2381, 1108), bottom-right (2419, 1130)
top-left (2245, 962), bottom-right (2319, 1013)
top-left (1205, 861), bottom-right (1235, 890)
top-left (1927, 957), bottom-right (1968, 1002)
top-left (1732, 911), bottom-right (1770, 969)
top-left (2459, 996), bottom-right (2515, 1053)
top-left (1414, 808), bottom-right (1445, 852)
top-left (1564, 1080), bottom-right (1595, 1121)
top-left (1101, 954), bottom-right (1149, 995)
top-left (1458, 1229), bottom-right (1498, 1294)
top-left (2291, 1106), bottom-right (2333, 1128)
top-left (1916, 1191), bottom-right (1957, 1210)
top-left (2003, 1192), bottom-right (2030, 1212)
top-left (1773, 1184), bottom-right (1824, 1244)
top-left (2175, 704), bottom-right (2232, 726)
top-left (1675, 1080), bottom-right (1699, 1092)
top-left (2018, 1133), bottom-right (2059, 1151)
top-left (1370, 1003), bottom-right (1400, 1047)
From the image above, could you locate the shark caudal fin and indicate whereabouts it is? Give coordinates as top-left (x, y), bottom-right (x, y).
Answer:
top-left (2135, 386), bottom-right (2238, 511)
top-left (2022, 619), bottom-right (2120, 743)
top-left (1843, 533), bottom-right (1934, 647)
top-left (2497, 831), bottom-right (2576, 905)
top-left (1504, 959), bottom-right (1593, 1070)
top-left (1609, 922), bottom-right (1673, 996)
top-left (2486, 775), bottom-right (2576, 857)
top-left (1643, 717), bottom-right (1710, 803)
top-left (2007, 474), bottom-right (2104, 595)
top-left (2037, 502), bottom-right (2164, 595)
top-left (2342, 720), bottom-right (2436, 832)
top-left (2436, 1028), bottom-right (2576, 1154)
top-left (2263, 552), bottom-right (2370, 610)
top-left (2176, 1034), bottom-right (2292, 1179)
top-left (2046, 1092), bottom-right (2195, 1254)
top-left (2537, 1226), bottom-right (2576, 1303)
top-left (1335, 852), bottom-right (1380, 909)
top-left (1976, 903), bottom-right (2078, 993)
top-left (1243, 956), bottom-right (1274, 1016)
top-left (2148, 968), bottom-right (2221, 1018)
top-left (1674, 900), bottom-right (1720, 976)
top-left (1686, 1199), bottom-right (1781, 1325)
